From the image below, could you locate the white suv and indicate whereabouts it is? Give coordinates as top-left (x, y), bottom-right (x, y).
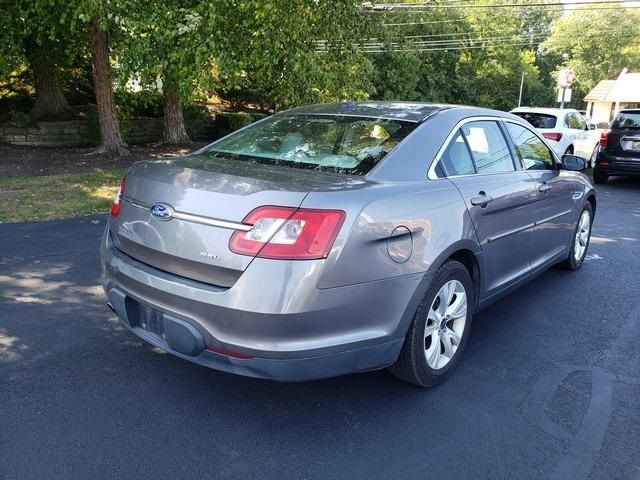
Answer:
top-left (510, 107), bottom-right (600, 166)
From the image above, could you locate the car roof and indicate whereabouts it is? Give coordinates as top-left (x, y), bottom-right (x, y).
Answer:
top-left (283, 102), bottom-right (461, 123)
top-left (511, 107), bottom-right (577, 116)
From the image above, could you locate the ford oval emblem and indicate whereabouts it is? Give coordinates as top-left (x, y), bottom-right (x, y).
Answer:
top-left (150, 203), bottom-right (175, 221)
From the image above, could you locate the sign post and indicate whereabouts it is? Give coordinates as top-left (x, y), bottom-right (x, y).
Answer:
top-left (557, 68), bottom-right (575, 109)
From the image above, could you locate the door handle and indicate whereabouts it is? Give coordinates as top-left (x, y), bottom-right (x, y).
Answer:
top-left (539, 183), bottom-right (552, 193)
top-left (470, 192), bottom-right (494, 207)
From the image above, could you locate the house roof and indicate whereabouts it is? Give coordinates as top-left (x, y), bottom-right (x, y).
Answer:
top-left (584, 80), bottom-right (615, 102)
top-left (606, 72), bottom-right (640, 102)
top-left (584, 69), bottom-right (640, 103)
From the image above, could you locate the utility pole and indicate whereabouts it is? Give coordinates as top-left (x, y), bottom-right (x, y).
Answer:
top-left (518, 71), bottom-right (526, 107)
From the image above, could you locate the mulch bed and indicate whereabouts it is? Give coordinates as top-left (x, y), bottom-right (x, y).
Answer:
top-left (0, 142), bottom-right (208, 177)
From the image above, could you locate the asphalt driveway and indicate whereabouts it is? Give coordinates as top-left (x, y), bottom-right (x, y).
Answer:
top-left (1, 177), bottom-right (639, 480)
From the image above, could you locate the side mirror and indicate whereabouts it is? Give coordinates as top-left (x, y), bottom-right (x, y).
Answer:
top-left (562, 154), bottom-right (587, 171)
top-left (588, 123), bottom-right (597, 130)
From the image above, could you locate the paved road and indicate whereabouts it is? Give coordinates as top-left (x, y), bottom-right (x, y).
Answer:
top-left (1, 177), bottom-right (639, 480)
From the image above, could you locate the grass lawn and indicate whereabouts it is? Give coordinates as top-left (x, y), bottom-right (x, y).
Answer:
top-left (0, 169), bottom-right (126, 223)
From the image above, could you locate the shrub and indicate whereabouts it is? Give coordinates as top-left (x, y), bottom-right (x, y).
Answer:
top-left (115, 90), bottom-right (164, 118)
top-left (213, 112), bottom-right (267, 139)
top-left (183, 103), bottom-right (214, 141)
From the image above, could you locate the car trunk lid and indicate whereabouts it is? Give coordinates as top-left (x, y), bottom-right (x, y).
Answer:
top-left (109, 154), bottom-right (366, 287)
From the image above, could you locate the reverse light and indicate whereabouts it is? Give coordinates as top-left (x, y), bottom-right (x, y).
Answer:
top-left (229, 206), bottom-right (346, 260)
top-left (542, 132), bottom-right (563, 142)
top-left (110, 176), bottom-right (126, 217)
top-left (600, 130), bottom-right (609, 148)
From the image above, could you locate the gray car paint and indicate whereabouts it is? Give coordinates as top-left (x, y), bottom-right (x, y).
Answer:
top-left (101, 102), bottom-right (596, 381)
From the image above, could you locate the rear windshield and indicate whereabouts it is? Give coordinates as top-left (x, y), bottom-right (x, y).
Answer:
top-left (611, 111), bottom-right (640, 129)
top-left (512, 112), bottom-right (557, 129)
top-left (203, 114), bottom-right (417, 175)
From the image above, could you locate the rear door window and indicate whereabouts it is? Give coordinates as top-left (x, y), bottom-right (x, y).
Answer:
top-left (462, 121), bottom-right (515, 174)
top-left (436, 120), bottom-right (516, 177)
top-left (438, 131), bottom-right (476, 176)
top-left (565, 113), bottom-right (584, 130)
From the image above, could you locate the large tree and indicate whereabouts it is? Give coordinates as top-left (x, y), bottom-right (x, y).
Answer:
top-left (542, 9), bottom-right (640, 105)
top-left (213, 0), bottom-right (374, 110)
top-left (0, 1), bottom-right (75, 119)
top-left (117, 1), bottom-right (218, 144)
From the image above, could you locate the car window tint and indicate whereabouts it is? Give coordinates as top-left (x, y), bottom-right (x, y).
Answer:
top-left (506, 122), bottom-right (555, 171)
top-left (611, 111), bottom-right (640, 129)
top-left (565, 113), bottom-right (581, 129)
top-left (461, 121), bottom-right (515, 174)
top-left (574, 113), bottom-right (587, 130)
top-left (438, 130), bottom-right (475, 177)
top-left (204, 114), bottom-right (417, 175)
top-left (512, 112), bottom-right (556, 129)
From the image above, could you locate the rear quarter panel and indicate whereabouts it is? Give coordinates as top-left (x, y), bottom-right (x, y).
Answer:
top-left (300, 180), bottom-right (479, 289)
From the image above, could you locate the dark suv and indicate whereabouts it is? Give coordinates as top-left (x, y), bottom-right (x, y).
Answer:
top-left (594, 109), bottom-right (640, 184)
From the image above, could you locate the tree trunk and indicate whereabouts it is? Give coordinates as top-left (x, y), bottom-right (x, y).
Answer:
top-left (162, 84), bottom-right (191, 144)
top-left (87, 19), bottom-right (129, 156)
top-left (30, 57), bottom-right (71, 120)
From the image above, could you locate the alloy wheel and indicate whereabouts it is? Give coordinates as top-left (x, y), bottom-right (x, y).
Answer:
top-left (424, 280), bottom-right (467, 370)
top-left (574, 210), bottom-right (591, 261)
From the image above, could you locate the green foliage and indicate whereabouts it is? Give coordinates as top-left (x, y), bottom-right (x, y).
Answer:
top-left (6, 111), bottom-right (32, 127)
top-left (115, 90), bottom-right (164, 118)
top-left (542, 9), bottom-right (640, 107)
top-left (183, 103), bottom-right (213, 140)
top-left (214, 112), bottom-right (262, 138)
top-left (213, 0), bottom-right (375, 109)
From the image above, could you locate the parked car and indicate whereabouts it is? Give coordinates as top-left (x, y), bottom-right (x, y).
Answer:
top-left (511, 107), bottom-right (600, 166)
top-left (101, 102), bottom-right (596, 387)
top-left (594, 109), bottom-right (640, 184)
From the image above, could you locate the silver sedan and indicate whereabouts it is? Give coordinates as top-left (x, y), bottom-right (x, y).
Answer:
top-left (101, 102), bottom-right (596, 386)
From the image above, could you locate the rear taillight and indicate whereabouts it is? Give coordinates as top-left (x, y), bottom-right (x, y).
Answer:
top-left (229, 206), bottom-right (345, 260)
top-left (600, 130), bottom-right (609, 148)
top-left (110, 176), bottom-right (126, 217)
top-left (542, 132), bottom-right (563, 142)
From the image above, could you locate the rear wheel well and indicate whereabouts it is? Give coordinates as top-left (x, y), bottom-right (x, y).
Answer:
top-left (586, 194), bottom-right (596, 215)
top-left (448, 249), bottom-right (480, 311)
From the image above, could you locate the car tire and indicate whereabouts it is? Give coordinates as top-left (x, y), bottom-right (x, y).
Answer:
top-left (593, 167), bottom-right (608, 184)
top-left (561, 203), bottom-right (593, 271)
top-left (565, 146), bottom-right (574, 155)
top-left (589, 144), bottom-right (599, 168)
top-left (389, 260), bottom-right (474, 387)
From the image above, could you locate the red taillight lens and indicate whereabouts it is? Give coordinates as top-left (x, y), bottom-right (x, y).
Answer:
top-left (600, 131), bottom-right (609, 148)
top-left (542, 132), bottom-right (563, 142)
top-left (229, 206), bottom-right (346, 260)
top-left (110, 176), bottom-right (126, 217)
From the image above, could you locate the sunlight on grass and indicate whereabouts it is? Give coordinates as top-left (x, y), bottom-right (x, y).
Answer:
top-left (0, 169), bottom-right (126, 223)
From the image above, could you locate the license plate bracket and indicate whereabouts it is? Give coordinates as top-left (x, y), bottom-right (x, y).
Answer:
top-left (136, 303), bottom-right (166, 340)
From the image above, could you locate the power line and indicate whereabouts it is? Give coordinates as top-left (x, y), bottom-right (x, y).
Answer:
top-left (373, 3), bottom-right (640, 21)
top-left (316, 30), bottom-right (640, 52)
top-left (363, 0), bottom-right (640, 10)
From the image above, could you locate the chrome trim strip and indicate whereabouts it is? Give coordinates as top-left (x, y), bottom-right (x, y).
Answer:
top-left (535, 209), bottom-right (573, 226)
top-left (123, 197), bottom-right (253, 231)
top-left (487, 222), bottom-right (535, 243)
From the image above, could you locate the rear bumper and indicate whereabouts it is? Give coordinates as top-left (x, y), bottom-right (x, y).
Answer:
top-left (101, 227), bottom-right (429, 381)
top-left (596, 150), bottom-right (640, 175)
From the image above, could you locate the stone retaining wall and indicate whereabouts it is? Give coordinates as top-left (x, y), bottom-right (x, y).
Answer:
top-left (0, 121), bottom-right (91, 147)
top-left (0, 112), bottom-right (266, 147)
top-left (0, 117), bottom-right (165, 147)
